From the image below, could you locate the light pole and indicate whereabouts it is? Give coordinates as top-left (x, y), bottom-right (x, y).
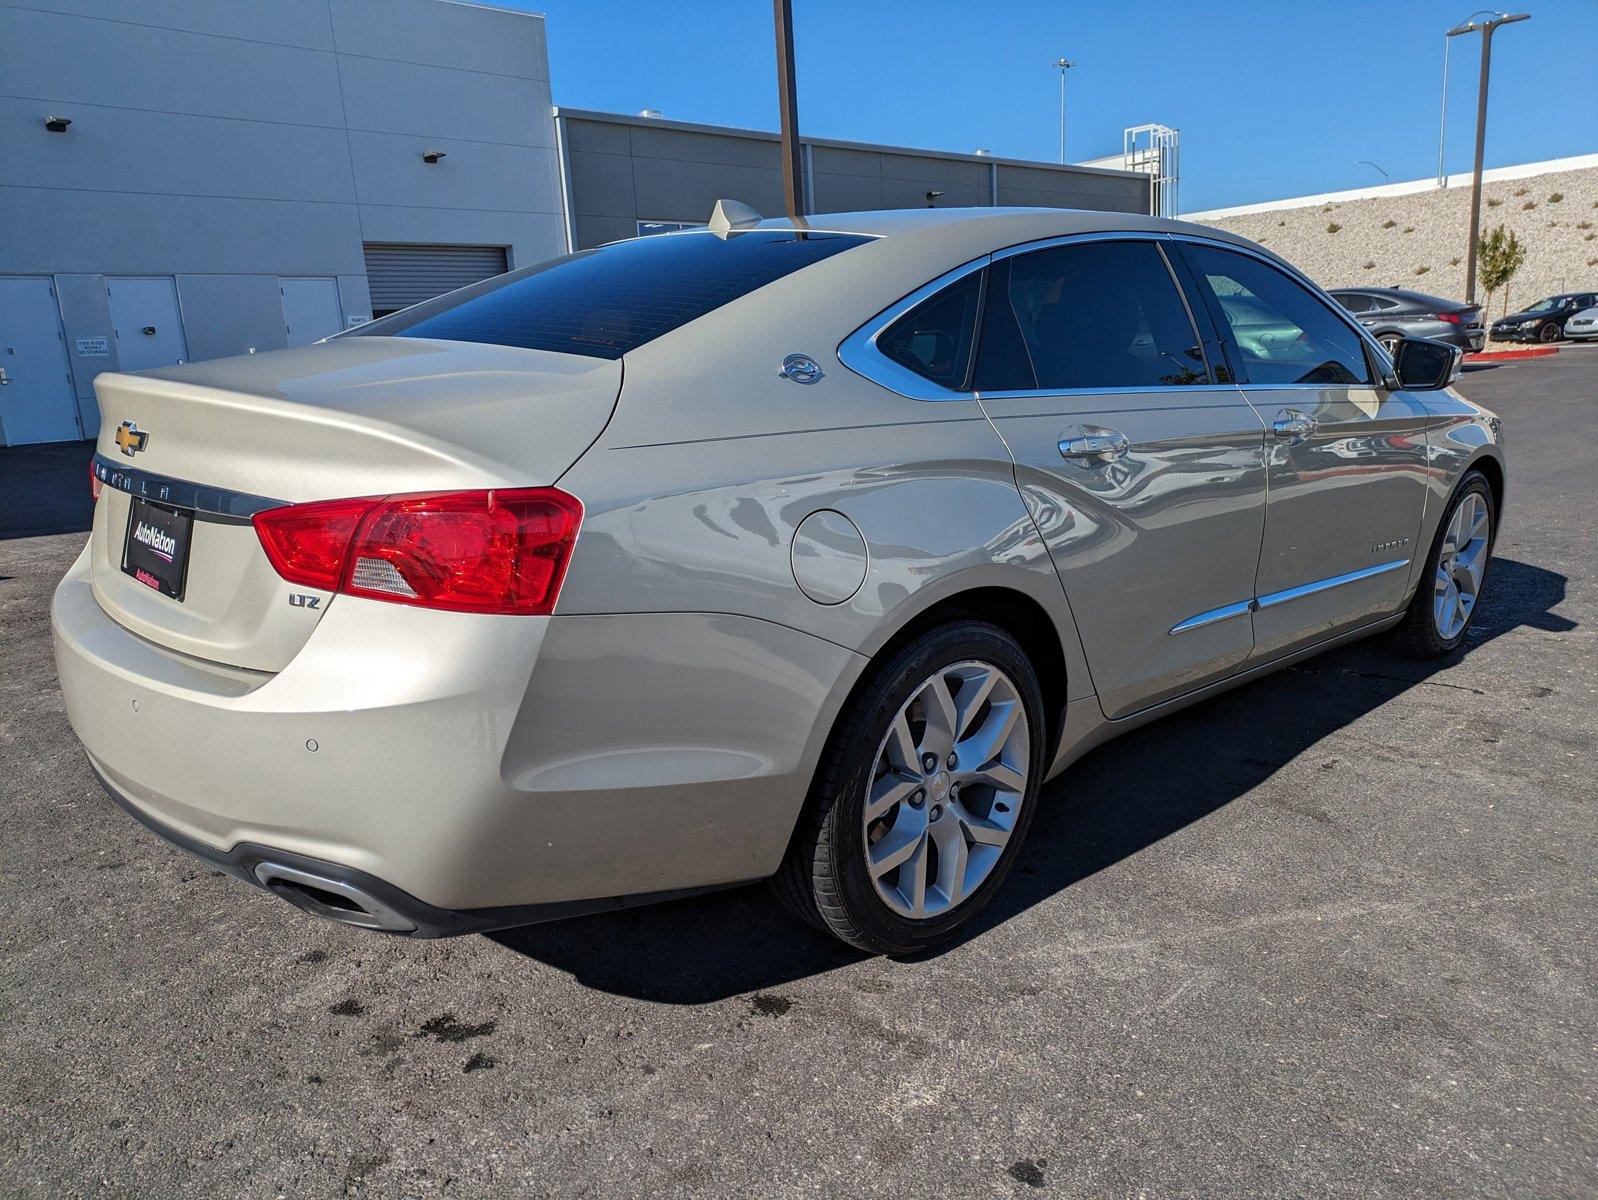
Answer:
top-left (1438, 10), bottom-right (1501, 188)
top-left (772, 0), bottom-right (805, 224)
top-left (1449, 11), bottom-right (1529, 303)
top-left (1051, 57), bottom-right (1075, 164)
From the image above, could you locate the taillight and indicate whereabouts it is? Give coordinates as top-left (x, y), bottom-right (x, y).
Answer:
top-left (1434, 312), bottom-right (1462, 324)
top-left (252, 488), bottom-right (582, 615)
top-left (89, 461), bottom-right (102, 502)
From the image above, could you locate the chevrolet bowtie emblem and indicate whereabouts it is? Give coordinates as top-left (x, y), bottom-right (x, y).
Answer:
top-left (115, 421), bottom-right (148, 457)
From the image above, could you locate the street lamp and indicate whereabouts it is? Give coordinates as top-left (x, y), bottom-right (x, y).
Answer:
top-left (1356, 160), bottom-right (1389, 180)
top-left (1051, 57), bottom-right (1075, 163)
top-left (1448, 11), bottom-right (1529, 303)
top-left (1438, 10), bottom-right (1504, 188)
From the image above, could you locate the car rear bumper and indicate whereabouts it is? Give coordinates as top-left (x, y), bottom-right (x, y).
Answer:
top-left (53, 545), bottom-right (859, 929)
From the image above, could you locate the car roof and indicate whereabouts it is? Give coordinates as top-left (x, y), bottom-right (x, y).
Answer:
top-left (1330, 285), bottom-right (1467, 308)
top-left (745, 206), bottom-right (1261, 257)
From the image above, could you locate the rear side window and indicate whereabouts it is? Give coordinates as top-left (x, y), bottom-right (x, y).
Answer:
top-left (877, 270), bottom-right (983, 389)
top-left (358, 230), bottom-right (869, 360)
top-left (1335, 292), bottom-right (1373, 314)
top-left (1182, 244), bottom-right (1372, 386)
top-left (973, 240), bottom-right (1209, 392)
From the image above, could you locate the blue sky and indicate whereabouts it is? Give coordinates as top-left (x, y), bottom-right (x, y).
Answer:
top-left (517, 0), bottom-right (1596, 212)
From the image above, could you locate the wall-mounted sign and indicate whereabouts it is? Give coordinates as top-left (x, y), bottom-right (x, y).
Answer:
top-left (75, 337), bottom-right (111, 357)
top-left (346, 315), bottom-right (371, 326)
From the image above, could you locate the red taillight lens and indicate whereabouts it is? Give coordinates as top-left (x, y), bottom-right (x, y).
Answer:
top-left (89, 461), bottom-right (102, 502)
top-left (253, 497), bottom-right (377, 591)
top-left (1435, 312), bottom-right (1462, 324)
top-left (252, 489), bottom-right (582, 615)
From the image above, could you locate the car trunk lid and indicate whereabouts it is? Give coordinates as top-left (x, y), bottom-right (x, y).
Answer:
top-left (88, 337), bottom-right (619, 671)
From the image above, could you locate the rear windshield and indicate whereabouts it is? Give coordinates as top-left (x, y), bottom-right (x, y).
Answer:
top-left (355, 230), bottom-right (870, 360)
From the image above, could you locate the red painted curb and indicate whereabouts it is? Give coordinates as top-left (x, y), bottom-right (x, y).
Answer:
top-left (1465, 345), bottom-right (1560, 363)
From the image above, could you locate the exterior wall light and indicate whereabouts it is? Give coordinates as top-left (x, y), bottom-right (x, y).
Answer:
top-left (45, 115), bottom-right (72, 132)
top-left (422, 149), bottom-right (446, 164)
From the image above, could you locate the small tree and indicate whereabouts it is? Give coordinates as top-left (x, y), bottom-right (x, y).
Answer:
top-left (1477, 225), bottom-right (1526, 317)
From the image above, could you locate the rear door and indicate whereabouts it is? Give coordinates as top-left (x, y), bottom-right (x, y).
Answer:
top-left (972, 236), bottom-right (1268, 719)
top-left (1174, 240), bottom-right (1431, 661)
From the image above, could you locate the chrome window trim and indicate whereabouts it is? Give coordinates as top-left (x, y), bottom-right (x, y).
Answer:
top-left (92, 454), bottom-right (286, 519)
top-left (1169, 558), bottom-right (1410, 635)
top-left (836, 257), bottom-right (991, 402)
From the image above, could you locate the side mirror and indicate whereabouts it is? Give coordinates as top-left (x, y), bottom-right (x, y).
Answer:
top-left (1390, 336), bottom-right (1461, 391)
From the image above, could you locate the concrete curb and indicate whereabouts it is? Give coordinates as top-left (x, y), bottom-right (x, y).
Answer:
top-left (1464, 346), bottom-right (1561, 363)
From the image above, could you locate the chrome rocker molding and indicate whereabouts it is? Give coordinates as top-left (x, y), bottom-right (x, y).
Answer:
top-left (92, 454), bottom-right (286, 520)
top-left (1169, 559), bottom-right (1409, 635)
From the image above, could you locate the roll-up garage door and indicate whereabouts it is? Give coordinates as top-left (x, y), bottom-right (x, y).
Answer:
top-left (362, 244), bottom-right (509, 316)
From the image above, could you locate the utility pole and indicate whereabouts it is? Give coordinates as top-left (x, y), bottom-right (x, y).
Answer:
top-left (1052, 57), bottom-right (1075, 163)
top-left (773, 0), bottom-right (805, 224)
top-left (1451, 11), bottom-right (1530, 303)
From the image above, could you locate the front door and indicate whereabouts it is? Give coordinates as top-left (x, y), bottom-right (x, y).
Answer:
top-left (1175, 241), bottom-right (1432, 661)
top-left (971, 238), bottom-right (1268, 719)
top-left (0, 276), bottom-right (82, 445)
top-left (107, 277), bottom-right (188, 372)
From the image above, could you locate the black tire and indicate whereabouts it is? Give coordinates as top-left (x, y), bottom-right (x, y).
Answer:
top-left (773, 619), bottom-right (1047, 955)
top-left (1537, 321), bottom-right (1561, 344)
top-left (1392, 471), bottom-right (1496, 659)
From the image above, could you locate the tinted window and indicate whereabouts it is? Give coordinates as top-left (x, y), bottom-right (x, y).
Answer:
top-left (878, 270), bottom-right (983, 389)
top-left (1335, 292), bottom-right (1373, 314)
top-left (972, 240), bottom-right (1208, 392)
top-left (1182, 244), bottom-right (1372, 386)
top-left (359, 230), bottom-right (869, 360)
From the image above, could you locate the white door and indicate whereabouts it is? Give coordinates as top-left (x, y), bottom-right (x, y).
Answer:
top-left (280, 277), bottom-right (345, 347)
top-left (0, 277), bottom-right (82, 445)
top-left (107, 277), bottom-right (188, 372)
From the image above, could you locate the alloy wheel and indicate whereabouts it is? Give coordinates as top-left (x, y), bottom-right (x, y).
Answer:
top-left (1434, 491), bottom-right (1490, 640)
top-left (862, 660), bottom-right (1030, 920)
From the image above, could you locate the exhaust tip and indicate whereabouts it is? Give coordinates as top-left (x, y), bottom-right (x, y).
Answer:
top-left (254, 862), bottom-right (417, 934)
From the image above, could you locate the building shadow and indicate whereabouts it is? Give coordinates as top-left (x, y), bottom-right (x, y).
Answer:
top-left (0, 441), bottom-right (95, 539)
top-left (488, 556), bottom-right (1571, 1002)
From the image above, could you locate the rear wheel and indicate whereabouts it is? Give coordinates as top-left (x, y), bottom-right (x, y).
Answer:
top-left (774, 620), bottom-right (1046, 955)
top-left (1392, 472), bottom-right (1495, 659)
top-left (1378, 332), bottom-right (1402, 356)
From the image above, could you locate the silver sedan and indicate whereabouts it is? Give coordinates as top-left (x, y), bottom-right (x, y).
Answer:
top-left (53, 205), bottom-right (1505, 954)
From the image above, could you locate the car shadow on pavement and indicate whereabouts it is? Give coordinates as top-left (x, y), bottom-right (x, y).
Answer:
top-left (0, 441), bottom-right (96, 539)
top-left (490, 556), bottom-right (1572, 1002)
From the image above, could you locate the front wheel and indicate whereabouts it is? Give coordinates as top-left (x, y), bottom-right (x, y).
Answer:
top-left (1537, 321), bottom-right (1561, 343)
top-left (774, 620), bottom-right (1046, 955)
top-left (1392, 472), bottom-right (1495, 658)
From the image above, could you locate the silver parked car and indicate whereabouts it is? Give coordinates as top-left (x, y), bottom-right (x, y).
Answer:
top-left (53, 206), bottom-right (1505, 954)
top-left (1565, 305), bottom-right (1598, 341)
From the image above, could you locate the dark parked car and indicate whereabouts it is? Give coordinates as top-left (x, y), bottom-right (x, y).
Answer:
top-left (1330, 287), bottom-right (1485, 354)
top-left (1489, 292), bottom-right (1598, 344)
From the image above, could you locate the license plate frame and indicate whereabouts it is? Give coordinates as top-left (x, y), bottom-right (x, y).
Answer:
top-left (121, 496), bottom-right (194, 601)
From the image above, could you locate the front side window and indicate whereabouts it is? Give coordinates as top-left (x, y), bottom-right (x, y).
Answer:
top-left (972, 240), bottom-right (1209, 392)
top-left (357, 230), bottom-right (869, 360)
top-left (877, 269), bottom-right (983, 389)
top-left (1181, 244), bottom-right (1372, 386)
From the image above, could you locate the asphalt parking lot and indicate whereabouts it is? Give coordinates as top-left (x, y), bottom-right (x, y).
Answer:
top-left (2, 351), bottom-right (1594, 1198)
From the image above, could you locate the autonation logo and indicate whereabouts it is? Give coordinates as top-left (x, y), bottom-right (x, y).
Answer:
top-left (132, 520), bottom-right (176, 563)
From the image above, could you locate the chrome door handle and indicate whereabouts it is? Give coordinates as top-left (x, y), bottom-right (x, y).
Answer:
top-left (1058, 431), bottom-right (1130, 462)
top-left (1272, 410), bottom-right (1318, 439)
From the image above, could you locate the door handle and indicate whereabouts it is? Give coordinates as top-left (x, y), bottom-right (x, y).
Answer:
top-left (1058, 431), bottom-right (1130, 462)
top-left (1272, 410), bottom-right (1318, 440)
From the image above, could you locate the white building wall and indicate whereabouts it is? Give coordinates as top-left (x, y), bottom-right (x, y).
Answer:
top-left (0, 0), bottom-right (565, 444)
